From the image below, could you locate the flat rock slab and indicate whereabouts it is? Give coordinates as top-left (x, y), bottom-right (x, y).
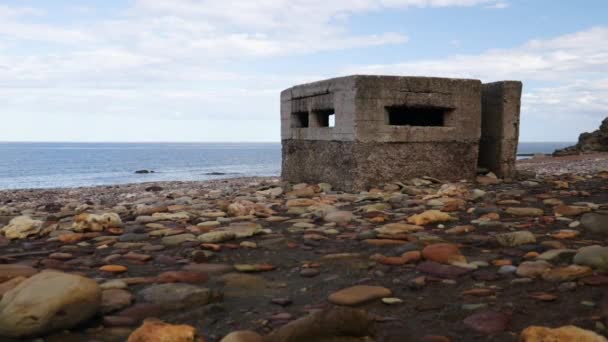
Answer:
top-left (328, 285), bottom-right (392, 306)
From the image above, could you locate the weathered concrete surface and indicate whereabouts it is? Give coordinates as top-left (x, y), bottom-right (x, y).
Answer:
top-left (282, 140), bottom-right (478, 192)
top-left (281, 75), bottom-right (520, 191)
top-left (479, 81), bottom-right (522, 178)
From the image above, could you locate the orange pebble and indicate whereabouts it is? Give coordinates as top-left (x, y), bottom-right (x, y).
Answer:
top-left (99, 265), bottom-right (128, 273)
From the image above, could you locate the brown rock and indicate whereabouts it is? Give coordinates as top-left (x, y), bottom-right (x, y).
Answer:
top-left (445, 225), bottom-right (476, 235)
top-left (127, 319), bottom-right (197, 342)
top-left (0, 270), bottom-right (101, 337)
top-left (554, 205), bottom-right (590, 217)
top-left (505, 207), bottom-right (544, 217)
top-left (100, 265), bottom-right (128, 273)
top-left (0, 276), bottom-right (26, 297)
top-left (422, 243), bottom-right (466, 264)
top-left (463, 310), bottom-right (509, 334)
top-left (408, 210), bottom-right (455, 226)
top-left (541, 265), bottom-right (593, 282)
top-left (416, 261), bottom-right (471, 279)
top-left (520, 325), bottom-right (607, 341)
top-left (183, 263), bottom-right (234, 275)
top-left (328, 285), bottom-right (392, 306)
top-left (220, 330), bottom-right (263, 342)
top-left (0, 264), bottom-right (37, 283)
top-left (101, 289), bottom-right (134, 313)
top-left (264, 307), bottom-right (375, 342)
top-left (157, 271), bottom-right (208, 284)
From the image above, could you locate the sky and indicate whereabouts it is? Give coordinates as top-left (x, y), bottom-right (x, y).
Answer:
top-left (0, 0), bottom-right (607, 142)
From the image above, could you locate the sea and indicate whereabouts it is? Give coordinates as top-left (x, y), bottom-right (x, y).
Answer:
top-left (0, 142), bottom-right (574, 190)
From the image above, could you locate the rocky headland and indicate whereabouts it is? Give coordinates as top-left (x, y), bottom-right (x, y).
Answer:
top-left (0, 158), bottom-right (608, 341)
top-left (554, 117), bottom-right (608, 156)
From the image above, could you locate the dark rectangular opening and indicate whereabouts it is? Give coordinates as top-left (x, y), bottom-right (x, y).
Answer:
top-left (314, 109), bottom-right (335, 128)
top-left (292, 112), bottom-right (309, 128)
top-left (386, 106), bottom-right (448, 126)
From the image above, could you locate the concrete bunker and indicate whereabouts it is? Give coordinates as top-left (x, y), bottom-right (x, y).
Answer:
top-left (281, 75), bottom-right (522, 192)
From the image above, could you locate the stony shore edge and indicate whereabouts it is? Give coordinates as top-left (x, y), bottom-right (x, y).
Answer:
top-left (0, 154), bottom-right (608, 341)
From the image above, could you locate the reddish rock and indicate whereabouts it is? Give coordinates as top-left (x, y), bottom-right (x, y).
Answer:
top-left (127, 319), bottom-right (197, 342)
top-left (328, 285), bottom-right (391, 306)
top-left (156, 271), bottom-right (208, 284)
top-left (422, 243), bottom-right (466, 264)
top-left (580, 275), bottom-right (608, 286)
top-left (117, 303), bottom-right (163, 322)
top-left (100, 265), bottom-right (128, 273)
top-left (416, 261), bottom-right (471, 279)
top-left (0, 264), bottom-right (37, 283)
top-left (58, 233), bottom-right (85, 243)
top-left (124, 252), bottom-right (152, 262)
top-left (463, 310), bottom-right (509, 334)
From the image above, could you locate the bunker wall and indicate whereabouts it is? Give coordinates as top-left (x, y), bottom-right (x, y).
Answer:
top-left (478, 81), bottom-right (522, 178)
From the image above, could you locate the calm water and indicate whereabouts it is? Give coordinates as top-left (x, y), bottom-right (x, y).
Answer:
top-left (0, 142), bottom-right (573, 190)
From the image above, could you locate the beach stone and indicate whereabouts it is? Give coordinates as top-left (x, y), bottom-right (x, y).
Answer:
top-left (220, 330), bottom-right (263, 342)
top-left (520, 325), bottom-right (608, 341)
top-left (264, 307), bottom-right (374, 342)
top-left (0, 270), bottom-right (101, 337)
top-left (417, 261), bottom-right (472, 278)
top-left (445, 225), bottom-right (476, 235)
top-left (407, 210), bottom-right (455, 226)
top-left (573, 245), bottom-right (608, 270)
top-left (328, 285), bottom-right (391, 306)
top-left (228, 199), bottom-right (273, 217)
top-left (127, 319), bottom-right (196, 342)
top-left (516, 260), bottom-right (553, 278)
top-left (324, 210), bottom-right (354, 224)
top-left (375, 223), bottom-right (423, 236)
top-left (422, 243), bottom-right (466, 264)
top-left (117, 303), bottom-right (162, 322)
top-left (554, 205), bottom-right (590, 217)
top-left (161, 233), bottom-right (197, 246)
top-left (300, 268), bottom-right (320, 277)
top-left (505, 207), bottom-right (544, 217)
top-left (463, 310), bottom-right (510, 334)
top-left (138, 283), bottom-right (211, 310)
top-left (100, 265), bottom-right (128, 273)
top-left (581, 212), bottom-right (608, 235)
top-left (496, 231), bottom-right (536, 247)
top-left (157, 271), bottom-right (208, 284)
top-left (182, 263), bottom-right (234, 275)
top-left (536, 249), bottom-right (576, 262)
top-left (198, 231), bottom-right (236, 243)
top-left (151, 212), bottom-right (191, 222)
top-left (226, 222), bottom-right (263, 238)
top-left (102, 289), bottom-right (134, 313)
top-left (286, 199), bottom-right (317, 208)
top-left (73, 212), bottom-right (122, 232)
top-left (0, 264), bottom-right (38, 283)
top-left (234, 264), bottom-right (275, 272)
top-left (542, 265), bottom-right (593, 282)
top-left (1, 216), bottom-right (43, 239)
top-left (0, 277), bottom-right (26, 297)
top-left (101, 279), bottom-right (128, 290)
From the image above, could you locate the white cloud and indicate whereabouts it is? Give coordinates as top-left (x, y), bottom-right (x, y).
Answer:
top-left (344, 26), bottom-right (608, 140)
top-left (346, 27), bottom-right (608, 81)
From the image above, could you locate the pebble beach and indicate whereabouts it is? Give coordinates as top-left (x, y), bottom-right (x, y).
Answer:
top-left (1, 154), bottom-right (608, 341)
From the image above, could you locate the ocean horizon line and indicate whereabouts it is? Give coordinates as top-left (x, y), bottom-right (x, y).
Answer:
top-left (0, 140), bottom-right (576, 144)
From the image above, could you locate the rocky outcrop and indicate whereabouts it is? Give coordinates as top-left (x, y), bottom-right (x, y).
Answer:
top-left (554, 117), bottom-right (608, 156)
